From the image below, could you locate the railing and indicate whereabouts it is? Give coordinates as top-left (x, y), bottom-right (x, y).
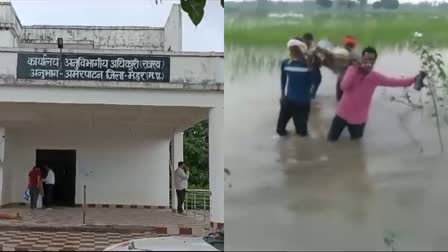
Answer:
top-left (185, 189), bottom-right (210, 220)
top-left (169, 188), bottom-right (210, 221)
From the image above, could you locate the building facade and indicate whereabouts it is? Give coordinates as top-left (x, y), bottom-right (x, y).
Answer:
top-left (0, 2), bottom-right (224, 227)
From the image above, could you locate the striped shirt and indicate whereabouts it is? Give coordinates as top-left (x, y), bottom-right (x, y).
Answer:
top-left (281, 59), bottom-right (315, 104)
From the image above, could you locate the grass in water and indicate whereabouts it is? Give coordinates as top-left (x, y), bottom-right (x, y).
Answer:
top-left (225, 12), bottom-right (448, 49)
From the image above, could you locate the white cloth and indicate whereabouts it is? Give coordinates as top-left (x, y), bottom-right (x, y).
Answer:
top-left (44, 169), bottom-right (55, 185)
top-left (287, 39), bottom-right (308, 53)
top-left (317, 39), bottom-right (334, 50)
top-left (174, 167), bottom-right (189, 190)
top-left (37, 193), bottom-right (43, 209)
top-left (331, 47), bottom-right (350, 59)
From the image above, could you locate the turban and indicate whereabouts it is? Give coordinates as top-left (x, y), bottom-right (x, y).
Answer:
top-left (287, 39), bottom-right (308, 53)
top-left (343, 36), bottom-right (357, 48)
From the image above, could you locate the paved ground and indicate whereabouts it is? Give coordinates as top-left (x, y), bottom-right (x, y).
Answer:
top-left (0, 207), bottom-right (207, 229)
top-left (0, 230), bottom-right (160, 251)
top-left (0, 207), bottom-right (208, 250)
top-left (225, 49), bottom-right (448, 250)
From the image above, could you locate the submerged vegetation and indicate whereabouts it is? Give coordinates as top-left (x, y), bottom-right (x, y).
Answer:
top-left (387, 33), bottom-right (448, 153)
top-left (225, 1), bottom-right (448, 155)
top-left (225, 1), bottom-right (448, 49)
top-left (226, 12), bottom-right (448, 49)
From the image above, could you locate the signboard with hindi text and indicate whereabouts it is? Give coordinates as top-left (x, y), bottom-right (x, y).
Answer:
top-left (16, 53), bottom-right (170, 82)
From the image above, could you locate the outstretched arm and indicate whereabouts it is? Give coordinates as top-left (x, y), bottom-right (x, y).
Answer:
top-left (375, 72), bottom-right (417, 87)
top-left (340, 66), bottom-right (358, 91)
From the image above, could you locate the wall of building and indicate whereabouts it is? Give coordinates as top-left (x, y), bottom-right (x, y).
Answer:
top-left (0, 52), bottom-right (16, 78)
top-left (208, 107), bottom-right (224, 224)
top-left (21, 26), bottom-right (164, 50)
top-left (163, 4), bottom-right (182, 51)
top-left (0, 2), bottom-right (22, 32)
top-left (0, 2), bottom-right (22, 47)
top-left (0, 49), bottom-right (224, 91)
top-left (1, 2), bottom-right (184, 51)
top-left (2, 126), bottom-right (172, 206)
top-left (20, 41), bottom-right (94, 49)
top-left (0, 128), bottom-right (4, 205)
top-left (0, 2), bottom-right (22, 48)
top-left (0, 86), bottom-right (223, 110)
top-left (0, 30), bottom-right (17, 47)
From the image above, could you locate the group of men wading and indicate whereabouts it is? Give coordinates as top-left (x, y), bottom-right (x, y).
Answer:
top-left (277, 33), bottom-right (426, 141)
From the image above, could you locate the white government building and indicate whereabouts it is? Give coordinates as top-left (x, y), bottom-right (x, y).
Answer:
top-left (0, 2), bottom-right (224, 227)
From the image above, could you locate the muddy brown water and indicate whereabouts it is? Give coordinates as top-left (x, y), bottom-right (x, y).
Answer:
top-left (225, 49), bottom-right (448, 251)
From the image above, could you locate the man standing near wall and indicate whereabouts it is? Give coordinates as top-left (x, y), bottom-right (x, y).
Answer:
top-left (42, 165), bottom-right (55, 210)
top-left (28, 166), bottom-right (43, 209)
top-left (174, 161), bottom-right (189, 214)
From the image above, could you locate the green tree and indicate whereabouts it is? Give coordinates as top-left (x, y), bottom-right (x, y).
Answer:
top-left (380, 0), bottom-right (399, 9)
top-left (372, 1), bottom-right (382, 8)
top-left (334, 0), bottom-right (356, 8)
top-left (346, 0), bottom-right (356, 8)
top-left (184, 120), bottom-right (209, 188)
top-left (359, 0), bottom-right (367, 9)
top-left (155, 0), bottom-right (224, 26)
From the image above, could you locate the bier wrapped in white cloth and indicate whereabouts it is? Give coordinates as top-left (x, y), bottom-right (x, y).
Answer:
top-left (315, 39), bottom-right (361, 74)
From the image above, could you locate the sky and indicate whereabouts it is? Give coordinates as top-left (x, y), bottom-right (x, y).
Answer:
top-left (9, 0), bottom-right (224, 52)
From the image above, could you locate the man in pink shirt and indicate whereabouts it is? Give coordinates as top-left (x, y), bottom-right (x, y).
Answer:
top-left (327, 46), bottom-right (422, 142)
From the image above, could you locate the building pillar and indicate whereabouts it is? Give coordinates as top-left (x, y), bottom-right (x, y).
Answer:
top-left (171, 131), bottom-right (184, 211)
top-left (0, 128), bottom-right (5, 206)
top-left (208, 107), bottom-right (224, 229)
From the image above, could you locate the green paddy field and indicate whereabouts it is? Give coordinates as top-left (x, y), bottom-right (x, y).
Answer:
top-left (225, 11), bottom-right (448, 49)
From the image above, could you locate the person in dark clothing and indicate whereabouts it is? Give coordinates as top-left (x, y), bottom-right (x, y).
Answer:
top-left (302, 33), bottom-right (314, 49)
top-left (276, 39), bottom-right (316, 137)
top-left (310, 56), bottom-right (323, 99)
top-left (301, 32), bottom-right (322, 99)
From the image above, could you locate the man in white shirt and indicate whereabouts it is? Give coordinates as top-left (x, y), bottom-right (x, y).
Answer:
top-left (42, 165), bottom-right (55, 209)
top-left (174, 161), bottom-right (189, 214)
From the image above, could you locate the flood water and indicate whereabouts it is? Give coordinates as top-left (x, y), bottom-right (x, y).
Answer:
top-left (225, 48), bottom-right (448, 251)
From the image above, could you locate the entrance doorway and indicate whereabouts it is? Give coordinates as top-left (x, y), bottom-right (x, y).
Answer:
top-left (36, 149), bottom-right (77, 207)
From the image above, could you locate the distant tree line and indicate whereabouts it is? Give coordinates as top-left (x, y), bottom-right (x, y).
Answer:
top-left (225, 0), bottom-right (448, 18)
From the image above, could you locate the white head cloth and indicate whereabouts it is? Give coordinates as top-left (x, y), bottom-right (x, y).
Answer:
top-left (287, 39), bottom-right (308, 53)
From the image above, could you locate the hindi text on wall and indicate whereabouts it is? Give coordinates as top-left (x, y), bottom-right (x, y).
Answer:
top-left (17, 53), bottom-right (170, 83)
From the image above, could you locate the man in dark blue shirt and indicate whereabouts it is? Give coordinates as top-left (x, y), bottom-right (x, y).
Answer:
top-left (276, 39), bottom-right (315, 137)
